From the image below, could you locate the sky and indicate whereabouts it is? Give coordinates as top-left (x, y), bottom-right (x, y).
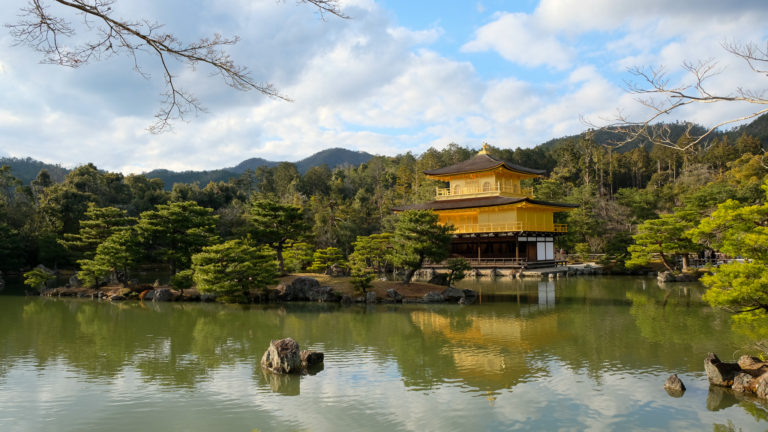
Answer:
top-left (1, 0), bottom-right (767, 174)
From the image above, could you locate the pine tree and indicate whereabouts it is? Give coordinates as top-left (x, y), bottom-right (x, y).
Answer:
top-left (136, 201), bottom-right (218, 274)
top-left (393, 210), bottom-right (452, 284)
top-left (249, 199), bottom-right (309, 274)
top-left (688, 183), bottom-right (768, 318)
top-left (627, 211), bottom-right (699, 271)
top-left (192, 240), bottom-right (278, 301)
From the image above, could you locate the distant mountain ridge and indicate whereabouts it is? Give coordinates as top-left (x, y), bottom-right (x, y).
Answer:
top-left (0, 148), bottom-right (375, 189)
top-left (3, 115), bottom-right (767, 187)
top-left (142, 148), bottom-right (374, 189)
top-left (227, 148), bottom-right (373, 174)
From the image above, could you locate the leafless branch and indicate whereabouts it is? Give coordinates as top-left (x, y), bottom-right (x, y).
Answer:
top-left (584, 40), bottom-right (768, 152)
top-left (7, 0), bottom-right (346, 132)
top-left (300, 0), bottom-right (350, 19)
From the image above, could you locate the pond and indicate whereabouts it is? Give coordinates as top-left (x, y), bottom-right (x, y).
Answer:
top-left (1, 276), bottom-right (766, 431)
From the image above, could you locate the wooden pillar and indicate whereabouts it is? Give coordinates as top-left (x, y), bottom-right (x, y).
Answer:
top-left (515, 237), bottom-right (519, 263)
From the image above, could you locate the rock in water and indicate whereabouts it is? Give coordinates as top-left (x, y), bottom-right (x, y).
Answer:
top-left (300, 350), bottom-right (324, 368)
top-left (261, 338), bottom-right (303, 374)
top-left (664, 374), bottom-right (686, 396)
top-left (704, 352), bottom-right (741, 387)
top-left (737, 355), bottom-right (768, 377)
top-left (732, 373), bottom-right (755, 393)
top-left (756, 373), bottom-right (768, 399)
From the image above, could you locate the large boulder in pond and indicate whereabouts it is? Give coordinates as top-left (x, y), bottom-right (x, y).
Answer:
top-left (261, 338), bottom-right (321, 374)
top-left (261, 338), bottom-right (302, 374)
top-left (704, 352), bottom-right (741, 387)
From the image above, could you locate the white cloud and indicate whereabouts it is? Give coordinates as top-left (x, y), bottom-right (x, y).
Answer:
top-left (2, 0), bottom-right (768, 173)
top-left (462, 12), bottom-right (573, 69)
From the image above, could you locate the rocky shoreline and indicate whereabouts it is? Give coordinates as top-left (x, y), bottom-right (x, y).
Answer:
top-left (704, 352), bottom-right (768, 399)
top-left (33, 276), bottom-right (480, 305)
top-left (667, 352), bottom-right (768, 403)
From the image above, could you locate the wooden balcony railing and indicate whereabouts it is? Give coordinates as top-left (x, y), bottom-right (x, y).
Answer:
top-left (435, 185), bottom-right (534, 200)
top-left (446, 223), bottom-right (568, 234)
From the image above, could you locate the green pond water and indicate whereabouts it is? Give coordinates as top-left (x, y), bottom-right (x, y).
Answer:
top-left (1, 276), bottom-right (767, 431)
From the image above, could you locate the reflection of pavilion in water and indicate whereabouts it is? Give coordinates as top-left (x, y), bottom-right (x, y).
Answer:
top-left (409, 284), bottom-right (563, 392)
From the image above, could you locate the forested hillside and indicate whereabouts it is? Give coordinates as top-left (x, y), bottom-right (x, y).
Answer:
top-left (2, 114), bottom-right (767, 292)
top-left (1, 126), bottom-right (765, 275)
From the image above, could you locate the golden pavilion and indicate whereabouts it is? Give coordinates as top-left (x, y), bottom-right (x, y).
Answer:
top-left (397, 144), bottom-right (577, 267)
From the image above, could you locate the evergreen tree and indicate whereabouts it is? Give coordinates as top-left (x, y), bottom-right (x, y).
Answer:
top-left (136, 201), bottom-right (219, 274)
top-left (445, 257), bottom-right (471, 286)
top-left (59, 203), bottom-right (134, 260)
top-left (393, 210), bottom-right (452, 284)
top-left (688, 182), bottom-right (768, 319)
top-left (349, 233), bottom-right (394, 276)
top-left (78, 228), bottom-right (138, 286)
top-left (283, 242), bottom-right (315, 273)
top-left (192, 240), bottom-right (278, 301)
top-left (249, 199), bottom-right (309, 274)
top-left (308, 247), bottom-right (346, 274)
top-left (627, 211), bottom-right (699, 271)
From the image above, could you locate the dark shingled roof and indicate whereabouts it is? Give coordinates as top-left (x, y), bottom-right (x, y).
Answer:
top-left (423, 153), bottom-right (546, 177)
top-left (392, 196), bottom-right (578, 212)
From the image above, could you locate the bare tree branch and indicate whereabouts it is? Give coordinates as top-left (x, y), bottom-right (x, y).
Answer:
top-left (7, 0), bottom-right (347, 132)
top-left (301, 0), bottom-right (350, 19)
top-left (584, 40), bottom-right (768, 152)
